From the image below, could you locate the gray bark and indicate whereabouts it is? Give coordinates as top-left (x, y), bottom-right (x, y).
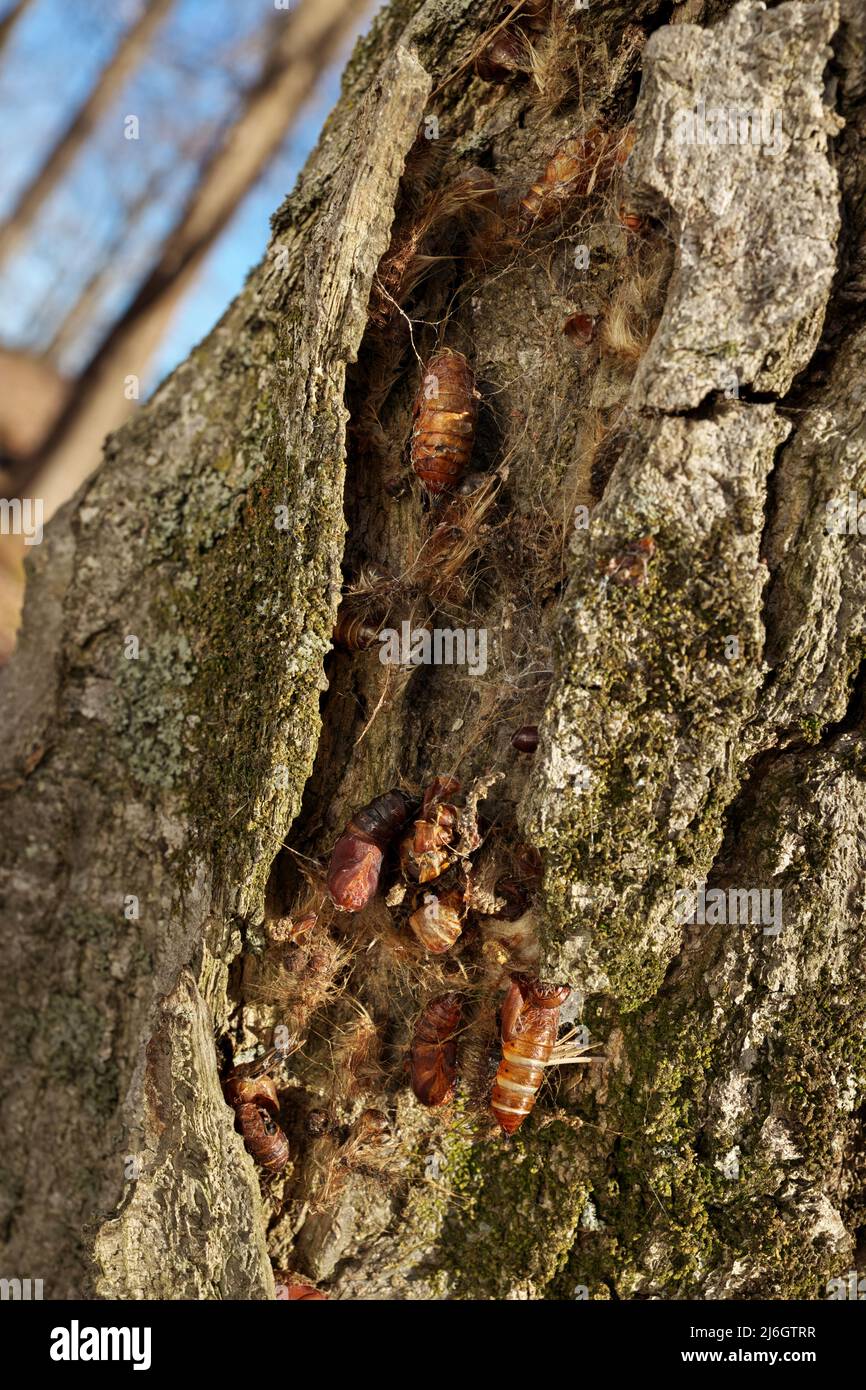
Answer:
top-left (1, 0), bottom-right (865, 1301)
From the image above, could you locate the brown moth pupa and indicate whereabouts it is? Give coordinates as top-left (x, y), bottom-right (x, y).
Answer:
top-left (333, 606), bottom-right (382, 652)
top-left (409, 992), bottom-right (463, 1107)
top-left (327, 789), bottom-right (417, 912)
top-left (223, 1066), bottom-right (290, 1173)
top-left (411, 349), bottom-right (479, 495)
top-left (511, 725), bottom-right (539, 753)
top-left (491, 976), bottom-right (571, 1134)
top-left (408, 888), bottom-right (464, 954)
top-left (518, 128), bottom-right (613, 228)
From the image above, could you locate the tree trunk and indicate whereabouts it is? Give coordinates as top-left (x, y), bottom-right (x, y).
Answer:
top-left (0, 0), bottom-right (35, 56)
top-left (22, 0), bottom-right (374, 522)
top-left (41, 170), bottom-right (167, 366)
top-left (1, 0), bottom-right (864, 1302)
top-left (0, 0), bottom-right (175, 269)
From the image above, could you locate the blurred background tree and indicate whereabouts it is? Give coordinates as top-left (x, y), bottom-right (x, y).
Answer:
top-left (0, 0), bottom-right (377, 662)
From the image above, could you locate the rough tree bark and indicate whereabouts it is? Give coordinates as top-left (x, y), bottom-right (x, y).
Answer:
top-left (1, 0), bottom-right (864, 1301)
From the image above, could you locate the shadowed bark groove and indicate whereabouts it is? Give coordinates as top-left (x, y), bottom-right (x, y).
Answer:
top-left (1, 0), bottom-right (864, 1302)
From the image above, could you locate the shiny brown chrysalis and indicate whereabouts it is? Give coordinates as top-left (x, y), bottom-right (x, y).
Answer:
top-left (475, 30), bottom-right (529, 82)
top-left (618, 203), bottom-right (646, 234)
top-left (411, 349), bottom-right (479, 494)
top-left (409, 992), bottom-right (463, 1107)
top-left (518, 128), bottom-right (613, 228)
top-left (400, 775), bottom-right (461, 884)
top-left (223, 1062), bottom-right (290, 1173)
top-left (333, 606), bottom-right (382, 652)
top-left (475, 0), bottom-right (549, 80)
top-left (562, 312), bottom-right (597, 348)
top-left (327, 789), bottom-right (417, 911)
top-left (511, 725), bottom-right (539, 753)
top-left (408, 887), bottom-right (465, 954)
top-left (491, 976), bottom-right (571, 1134)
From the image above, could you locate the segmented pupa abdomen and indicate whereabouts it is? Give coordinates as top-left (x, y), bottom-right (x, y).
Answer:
top-left (491, 978), bottom-right (570, 1134)
top-left (410, 992), bottom-right (462, 1107)
top-left (411, 349), bottom-right (478, 494)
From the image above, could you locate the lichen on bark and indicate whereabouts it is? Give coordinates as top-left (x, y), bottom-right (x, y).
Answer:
top-left (0, 38), bottom-right (431, 1297)
top-left (2, 0), bottom-right (864, 1305)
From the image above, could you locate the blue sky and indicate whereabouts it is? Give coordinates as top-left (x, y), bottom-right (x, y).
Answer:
top-left (0, 0), bottom-right (375, 392)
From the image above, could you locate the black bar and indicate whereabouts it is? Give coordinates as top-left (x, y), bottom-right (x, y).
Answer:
top-left (0, 1296), bottom-right (858, 1376)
